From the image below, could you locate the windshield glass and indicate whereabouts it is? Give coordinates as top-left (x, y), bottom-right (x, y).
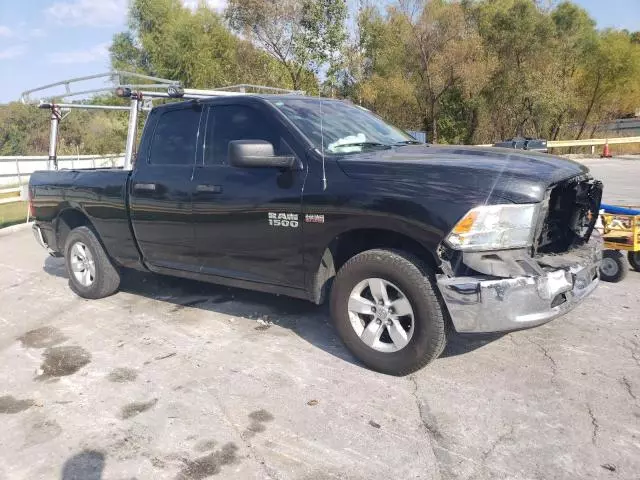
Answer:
top-left (268, 98), bottom-right (418, 154)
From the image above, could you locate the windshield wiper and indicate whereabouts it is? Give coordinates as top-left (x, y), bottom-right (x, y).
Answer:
top-left (393, 140), bottom-right (422, 145)
top-left (332, 142), bottom-right (392, 151)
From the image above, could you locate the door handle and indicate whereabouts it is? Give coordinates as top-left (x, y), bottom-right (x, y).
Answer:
top-left (196, 184), bottom-right (222, 193)
top-left (134, 183), bottom-right (157, 191)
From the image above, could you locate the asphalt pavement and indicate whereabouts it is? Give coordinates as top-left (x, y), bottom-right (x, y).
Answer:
top-left (0, 156), bottom-right (638, 480)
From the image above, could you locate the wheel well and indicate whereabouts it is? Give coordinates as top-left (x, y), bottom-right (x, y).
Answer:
top-left (311, 228), bottom-right (439, 304)
top-left (331, 229), bottom-right (438, 272)
top-left (56, 209), bottom-right (93, 250)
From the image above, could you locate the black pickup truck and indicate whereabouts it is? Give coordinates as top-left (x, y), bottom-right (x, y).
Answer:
top-left (29, 95), bottom-right (603, 375)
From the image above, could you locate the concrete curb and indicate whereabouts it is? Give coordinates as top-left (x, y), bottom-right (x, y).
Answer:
top-left (0, 221), bottom-right (33, 238)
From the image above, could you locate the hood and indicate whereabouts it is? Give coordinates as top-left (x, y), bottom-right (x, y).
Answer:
top-left (336, 144), bottom-right (589, 203)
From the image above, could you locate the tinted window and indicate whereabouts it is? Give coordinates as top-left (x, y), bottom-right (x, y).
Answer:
top-left (205, 105), bottom-right (286, 165)
top-left (149, 108), bottom-right (201, 165)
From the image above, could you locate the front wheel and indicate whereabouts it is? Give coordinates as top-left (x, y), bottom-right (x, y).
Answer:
top-left (330, 249), bottom-right (447, 376)
top-left (64, 226), bottom-right (121, 299)
top-left (599, 250), bottom-right (629, 283)
top-left (628, 251), bottom-right (640, 272)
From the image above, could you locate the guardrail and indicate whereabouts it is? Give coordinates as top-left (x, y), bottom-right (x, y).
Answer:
top-left (547, 136), bottom-right (640, 149)
top-left (477, 136), bottom-right (640, 153)
top-left (0, 154), bottom-right (125, 188)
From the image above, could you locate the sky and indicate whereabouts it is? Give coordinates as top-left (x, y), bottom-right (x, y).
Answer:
top-left (0, 0), bottom-right (639, 104)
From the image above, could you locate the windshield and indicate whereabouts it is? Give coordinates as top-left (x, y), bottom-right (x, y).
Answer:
top-left (268, 98), bottom-right (419, 154)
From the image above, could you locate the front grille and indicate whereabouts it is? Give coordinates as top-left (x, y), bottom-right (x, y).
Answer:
top-left (534, 176), bottom-right (602, 254)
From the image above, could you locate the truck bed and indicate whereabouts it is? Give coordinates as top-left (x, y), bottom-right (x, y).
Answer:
top-left (29, 168), bottom-right (142, 269)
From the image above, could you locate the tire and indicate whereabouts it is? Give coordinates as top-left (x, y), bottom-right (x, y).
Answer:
top-left (330, 249), bottom-right (447, 376)
top-left (599, 250), bottom-right (629, 283)
top-left (628, 251), bottom-right (640, 272)
top-left (64, 226), bottom-right (121, 299)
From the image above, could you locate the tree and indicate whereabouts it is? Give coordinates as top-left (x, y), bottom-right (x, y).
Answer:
top-left (468, 0), bottom-right (559, 140)
top-left (548, 1), bottom-right (597, 139)
top-left (110, 31), bottom-right (154, 75)
top-left (226, 0), bottom-right (347, 90)
top-left (0, 103), bottom-right (49, 155)
top-left (399, 0), bottom-right (490, 142)
top-left (110, 0), bottom-right (303, 90)
top-left (573, 30), bottom-right (640, 138)
top-left (353, 1), bottom-right (489, 142)
top-left (4, 0), bottom-right (640, 157)
top-left (0, 102), bottom-right (129, 156)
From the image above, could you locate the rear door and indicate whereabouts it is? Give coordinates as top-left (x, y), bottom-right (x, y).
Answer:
top-left (129, 104), bottom-right (202, 270)
top-left (192, 100), bottom-right (306, 287)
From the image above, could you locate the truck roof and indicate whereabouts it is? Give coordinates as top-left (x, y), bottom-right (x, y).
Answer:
top-left (152, 94), bottom-right (346, 111)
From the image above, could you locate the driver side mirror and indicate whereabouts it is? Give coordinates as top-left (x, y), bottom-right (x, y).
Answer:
top-left (229, 140), bottom-right (296, 169)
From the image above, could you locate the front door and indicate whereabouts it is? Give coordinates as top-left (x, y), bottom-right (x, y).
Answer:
top-left (129, 105), bottom-right (202, 271)
top-left (192, 102), bottom-right (305, 287)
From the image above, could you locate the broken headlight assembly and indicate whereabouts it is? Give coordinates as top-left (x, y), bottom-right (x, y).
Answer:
top-left (446, 204), bottom-right (540, 251)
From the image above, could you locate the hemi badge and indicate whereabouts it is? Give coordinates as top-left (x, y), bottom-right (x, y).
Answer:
top-left (305, 214), bottom-right (325, 224)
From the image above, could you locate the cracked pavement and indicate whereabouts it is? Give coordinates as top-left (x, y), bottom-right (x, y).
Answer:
top-left (0, 157), bottom-right (639, 479)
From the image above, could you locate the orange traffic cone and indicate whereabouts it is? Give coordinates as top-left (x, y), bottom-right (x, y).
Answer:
top-left (601, 141), bottom-right (612, 158)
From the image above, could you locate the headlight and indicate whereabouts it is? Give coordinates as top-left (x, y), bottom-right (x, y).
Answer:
top-left (446, 204), bottom-right (539, 251)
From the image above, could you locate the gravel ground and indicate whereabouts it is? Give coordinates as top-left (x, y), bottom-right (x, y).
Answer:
top-left (0, 156), bottom-right (638, 480)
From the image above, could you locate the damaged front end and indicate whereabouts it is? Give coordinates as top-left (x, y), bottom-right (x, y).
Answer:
top-left (436, 177), bottom-right (603, 333)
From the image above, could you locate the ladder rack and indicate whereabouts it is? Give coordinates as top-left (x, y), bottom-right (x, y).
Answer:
top-left (22, 73), bottom-right (304, 171)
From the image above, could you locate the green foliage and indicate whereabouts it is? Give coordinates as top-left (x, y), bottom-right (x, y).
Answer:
top-left (349, 0), bottom-right (640, 143)
top-left (572, 30), bottom-right (640, 138)
top-left (1, 0), bottom-right (639, 154)
top-left (110, 32), bottom-right (154, 75)
top-left (356, 1), bottom-right (491, 141)
top-left (112, 0), bottom-right (303, 89)
top-left (226, 0), bottom-right (347, 89)
top-left (0, 103), bottom-right (50, 155)
top-left (0, 101), bottom-right (130, 156)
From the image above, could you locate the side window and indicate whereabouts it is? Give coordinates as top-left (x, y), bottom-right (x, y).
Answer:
top-left (205, 105), bottom-right (289, 165)
top-left (149, 108), bottom-right (201, 166)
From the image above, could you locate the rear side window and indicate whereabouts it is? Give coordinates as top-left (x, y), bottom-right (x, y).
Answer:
top-left (149, 108), bottom-right (201, 166)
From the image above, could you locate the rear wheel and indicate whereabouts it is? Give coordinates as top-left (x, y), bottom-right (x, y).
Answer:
top-left (64, 226), bottom-right (121, 299)
top-left (599, 250), bottom-right (629, 283)
top-left (628, 251), bottom-right (640, 272)
top-left (330, 249), bottom-right (447, 376)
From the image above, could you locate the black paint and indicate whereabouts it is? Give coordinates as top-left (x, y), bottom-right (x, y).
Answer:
top-left (29, 95), bottom-right (593, 305)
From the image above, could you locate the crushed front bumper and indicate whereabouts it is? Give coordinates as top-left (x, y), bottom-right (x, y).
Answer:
top-left (436, 237), bottom-right (602, 333)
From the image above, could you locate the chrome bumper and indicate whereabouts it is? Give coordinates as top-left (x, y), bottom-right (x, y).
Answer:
top-left (436, 243), bottom-right (601, 333)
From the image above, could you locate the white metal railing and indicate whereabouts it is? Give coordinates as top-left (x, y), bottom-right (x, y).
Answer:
top-left (547, 136), bottom-right (640, 149)
top-left (477, 135), bottom-right (640, 152)
top-left (0, 154), bottom-right (124, 188)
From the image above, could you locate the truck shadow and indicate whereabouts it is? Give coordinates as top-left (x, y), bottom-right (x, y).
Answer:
top-left (440, 331), bottom-right (505, 358)
top-left (43, 257), bottom-right (501, 367)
